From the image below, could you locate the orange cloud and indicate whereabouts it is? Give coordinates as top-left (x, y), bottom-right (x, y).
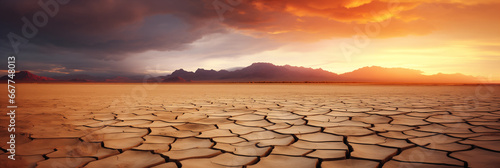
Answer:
top-left (218, 0), bottom-right (500, 41)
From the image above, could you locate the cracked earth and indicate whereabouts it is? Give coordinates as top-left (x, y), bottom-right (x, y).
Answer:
top-left (1, 84), bottom-right (499, 168)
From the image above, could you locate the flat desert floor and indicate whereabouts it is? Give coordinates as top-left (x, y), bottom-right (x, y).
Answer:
top-left (1, 84), bottom-right (500, 168)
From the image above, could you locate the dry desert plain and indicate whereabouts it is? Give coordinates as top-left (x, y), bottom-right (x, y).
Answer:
top-left (1, 83), bottom-right (500, 168)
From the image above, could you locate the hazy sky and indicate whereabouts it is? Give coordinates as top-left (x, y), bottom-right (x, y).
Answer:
top-left (1, 0), bottom-right (499, 81)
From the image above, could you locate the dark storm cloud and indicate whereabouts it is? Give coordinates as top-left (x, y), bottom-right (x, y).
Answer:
top-left (0, 0), bottom-right (224, 60)
top-left (11, 43), bottom-right (150, 77)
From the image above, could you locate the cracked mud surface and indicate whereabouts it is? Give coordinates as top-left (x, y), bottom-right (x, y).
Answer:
top-left (1, 84), bottom-right (499, 168)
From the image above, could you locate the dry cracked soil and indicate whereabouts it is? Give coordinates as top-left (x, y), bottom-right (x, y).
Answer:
top-left (0, 84), bottom-right (499, 168)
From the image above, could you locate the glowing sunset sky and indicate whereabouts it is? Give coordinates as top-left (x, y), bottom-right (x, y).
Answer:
top-left (0, 0), bottom-right (499, 82)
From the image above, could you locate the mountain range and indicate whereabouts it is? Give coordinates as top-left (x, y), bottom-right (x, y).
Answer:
top-left (1, 63), bottom-right (479, 83)
top-left (162, 63), bottom-right (478, 83)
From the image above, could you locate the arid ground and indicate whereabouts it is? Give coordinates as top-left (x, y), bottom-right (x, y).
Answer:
top-left (1, 84), bottom-right (500, 168)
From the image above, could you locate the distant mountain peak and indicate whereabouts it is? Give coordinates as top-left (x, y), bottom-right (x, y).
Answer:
top-left (0, 71), bottom-right (56, 81)
top-left (18, 70), bottom-right (31, 74)
top-left (250, 62), bottom-right (275, 66)
top-left (18, 71), bottom-right (37, 77)
top-left (246, 62), bottom-right (279, 69)
top-left (195, 68), bottom-right (217, 73)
